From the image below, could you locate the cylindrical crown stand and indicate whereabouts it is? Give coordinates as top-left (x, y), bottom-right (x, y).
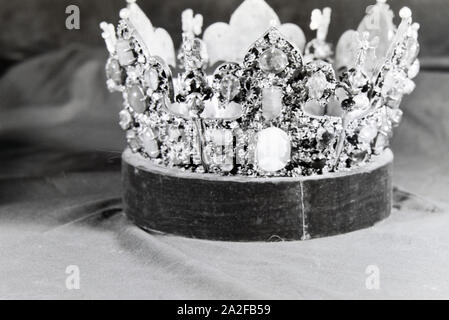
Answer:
top-left (122, 149), bottom-right (393, 241)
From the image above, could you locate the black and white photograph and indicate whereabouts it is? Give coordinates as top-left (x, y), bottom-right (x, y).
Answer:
top-left (0, 0), bottom-right (448, 302)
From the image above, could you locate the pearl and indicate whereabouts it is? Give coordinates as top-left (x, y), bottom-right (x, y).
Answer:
top-left (127, 85), bottom-right (147, 113)
top-left (256, 127), bottom-right (291, 172)
top-left (262, 87), bottom-right (283, 120)
top-left (119, 109), bottom-right (132, 130)
top-left (399, 7), bottom-right (412, 19)
top-left (259, 48), bottom-right (289, 74)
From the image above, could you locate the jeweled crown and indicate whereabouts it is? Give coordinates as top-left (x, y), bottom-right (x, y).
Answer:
top-left (101, 0), bottom-right (420, 177)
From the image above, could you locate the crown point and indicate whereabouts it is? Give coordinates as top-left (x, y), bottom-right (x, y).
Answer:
top-left (399, 7), bottom-right (412, 19)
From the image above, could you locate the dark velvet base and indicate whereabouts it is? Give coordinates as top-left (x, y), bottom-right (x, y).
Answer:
top-left (122, 149), bottom-right (393, 242)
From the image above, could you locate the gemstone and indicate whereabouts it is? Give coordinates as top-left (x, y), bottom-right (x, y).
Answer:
top-left (127, 85), bottom-right (147, 113)
top-left (353, 94), bottom-right (370, 110)
top-left (317, 128), bottom-right (335, 147)
top-left (382, 70), bottom-right (415, 99)
top-left (389, 108), bottom-right (403, 126)
top-left (408, 60), bottom-right (420, 79)
top-left (144, 68), bottom-right (159, 92)
top-left (374, 134), bottom-right (389, 154)
top-left (116, 40), bottom-right (135, 66)
top-left (306, 70), bottom-right (328, 100)
top-left (402, 78), bottom-right (416, 95)
top-left (119, 110), bottom-right (132, 130)
top-left (256, 127), bottom-right (291, 172)
top-left (359, 125), bottom-right (378, 144)
top-left (220, 161), bottom-right (234, 172)
top-left (303, 100), bottom-right (324, 116)
top-left (168, 127), bottom-right (183, 141)
top-left (219, 74), bottom-right (240, 102)
top-left (348, 69), bottom-right (369, 89)
top-left (306, 39), bottom-right (332, 61)
top-left (141, 131), bottom-right (160, 158)
top-left (259, 48), bottom-right (289, 74)
top-left (262, 87), bottom-right (283, 120)
top-left (202, 98), bottom-right (243, 120)
top-left (126, 130), bottom-right (140, 152)
top-left (168, 102), bottom-right (190, 118)
top-left (106, 59), bottom-right (124, 84)
top-left (314, 42), bottom-right (332, 60)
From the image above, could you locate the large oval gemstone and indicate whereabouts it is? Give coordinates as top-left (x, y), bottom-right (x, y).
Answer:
top-left (262, 87), bottom-right (283, 120)
top-left (259, 48), bottom-right (289, 74)
top-left (127, 85), bottom-right (147, 113)
top-left (256, 127), bottom-right (291, 172)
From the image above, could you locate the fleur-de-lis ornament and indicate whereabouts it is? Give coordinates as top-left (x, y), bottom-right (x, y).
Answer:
top-left (100, 22), bottom-right (117, 54)
top-left (305, 8), bottom-right (333, 62)
top-left (177, 9), bottom-right (212, 171)
top-left (182, 9), bottom-right (204, 37)
top-left (310, 7), bottom-right (331, 42)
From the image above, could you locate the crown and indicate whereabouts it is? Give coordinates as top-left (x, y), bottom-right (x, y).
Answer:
top-left (101, 0), bottom-right (420, 177)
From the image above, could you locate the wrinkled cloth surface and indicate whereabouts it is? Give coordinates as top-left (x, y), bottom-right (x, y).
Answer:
top-left (0, 46), bottom-right (448, 300)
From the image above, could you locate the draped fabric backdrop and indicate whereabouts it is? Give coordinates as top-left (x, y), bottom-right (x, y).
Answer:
top-left (0, 0), bottom-right (448, 299)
